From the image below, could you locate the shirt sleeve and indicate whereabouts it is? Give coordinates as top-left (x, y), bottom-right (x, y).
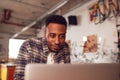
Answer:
top-left (64, 42), bottom-right (71, 63)
top-left (14, 40), bottom-right (31, 80)
top-left (65, 50), bottom-right (71, 63)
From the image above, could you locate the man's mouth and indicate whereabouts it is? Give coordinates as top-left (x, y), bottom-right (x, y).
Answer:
top-left (53, 45), bottom-right (59, 49)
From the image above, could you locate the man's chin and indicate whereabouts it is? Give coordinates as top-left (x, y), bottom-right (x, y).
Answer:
top-left (50, 49), bottom-right (59, 53)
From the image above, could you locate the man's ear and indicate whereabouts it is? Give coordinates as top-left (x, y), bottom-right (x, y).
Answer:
top-left (44, 27), bottom-right (47, 37)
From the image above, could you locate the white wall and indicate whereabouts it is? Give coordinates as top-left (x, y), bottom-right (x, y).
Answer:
top-left (64, 0), bottom-right (118, 63)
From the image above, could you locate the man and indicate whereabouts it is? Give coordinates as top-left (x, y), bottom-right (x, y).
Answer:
top-left (14, 15), bottom-right (71, 80)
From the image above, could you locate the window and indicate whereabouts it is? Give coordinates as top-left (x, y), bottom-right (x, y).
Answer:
top-left (9, 39), bottom-right (25, 59)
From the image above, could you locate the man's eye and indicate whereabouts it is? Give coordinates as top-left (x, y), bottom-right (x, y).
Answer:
top-left (50, 34), bottom-right (55, 38)
top-left (59, 35), bottom-right (65, 39)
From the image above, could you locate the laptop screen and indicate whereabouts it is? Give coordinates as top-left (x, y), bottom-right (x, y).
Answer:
top-left (25, 63), bottom-right (120, 80)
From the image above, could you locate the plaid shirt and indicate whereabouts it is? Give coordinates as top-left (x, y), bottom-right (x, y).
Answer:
top-left (14, 37), bottom-right (70, 80)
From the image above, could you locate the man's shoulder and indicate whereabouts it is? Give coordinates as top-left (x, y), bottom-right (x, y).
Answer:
top-left (24, 37), bottom-right (46, 45)
top-left (27, 37), bottom-right (45, 42)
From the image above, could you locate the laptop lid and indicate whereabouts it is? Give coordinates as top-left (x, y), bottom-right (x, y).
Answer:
top-left (25, 63), bottom-right (120, 80)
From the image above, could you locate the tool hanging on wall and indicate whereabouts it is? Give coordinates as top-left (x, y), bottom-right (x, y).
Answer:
top-left (89, 3), bottom-right (102, 24)
top-left (93, 0), bottom-right (107, 24)
top-left (116, 0), bottom-right (120, 27)
top-left (97, 0), bottom-right (108, 23)
top-left (108, 0), bottom-right (117, 19)
top-left (89, 0), bottom-right (108, 24)
top-left (89, 0), bottom-right (120, 24)
top-left (116, 0), bottom-right (120, 16)
top-left (93, 3), bottom-right (101, 24)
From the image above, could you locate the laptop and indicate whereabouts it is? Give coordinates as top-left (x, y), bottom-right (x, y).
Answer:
top-left (25, 63), bottom-right (120, 80)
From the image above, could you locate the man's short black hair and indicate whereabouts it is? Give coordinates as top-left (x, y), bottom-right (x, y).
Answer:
top-left (45, 15), bottom-right (67, 27)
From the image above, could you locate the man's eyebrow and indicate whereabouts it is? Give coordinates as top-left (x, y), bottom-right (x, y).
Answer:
top-left (49, 33), bottom-right (55, 34)
top-left (60, 33), bottom-right (66, 35)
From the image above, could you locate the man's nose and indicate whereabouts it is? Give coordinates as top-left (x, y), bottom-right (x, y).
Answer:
top-left (55, 37), bottom-right (60, 44)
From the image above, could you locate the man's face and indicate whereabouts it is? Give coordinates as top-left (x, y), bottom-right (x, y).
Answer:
top-left (45, 23), bottom-right (66, 53)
